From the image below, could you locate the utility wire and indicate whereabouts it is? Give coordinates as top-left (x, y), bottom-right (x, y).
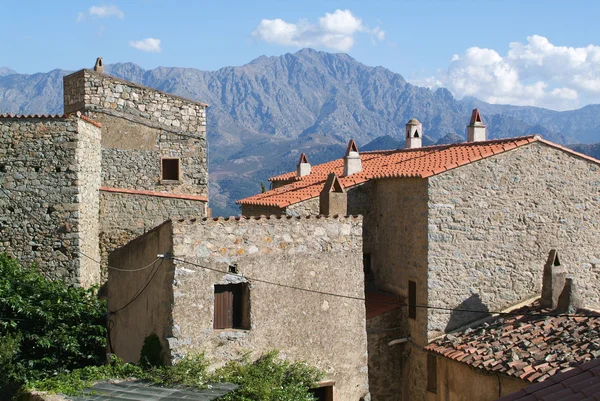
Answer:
top-left (171, 256), bottom-right (599, 319)
top-left (109, 259), bottom-right (165, 315)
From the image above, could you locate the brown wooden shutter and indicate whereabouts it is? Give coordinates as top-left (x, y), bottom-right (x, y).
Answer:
top-left (214, 285), bottom-right (233, 329)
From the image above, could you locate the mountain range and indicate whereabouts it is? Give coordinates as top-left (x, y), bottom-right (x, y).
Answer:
top-left (2, 48), bottom-right (600, 215)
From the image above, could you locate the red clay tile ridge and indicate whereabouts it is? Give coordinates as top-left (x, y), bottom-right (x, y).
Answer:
top-left (100, 187), bottom-right (208, 202)
top-left (298, 153), bottom-right (309, 164)
top-left (425, 301), bottom-right (600, 383)
top-left (239, 135), bottom-right (600, 208)
top-left (175, 214), bottom-right (362, 224)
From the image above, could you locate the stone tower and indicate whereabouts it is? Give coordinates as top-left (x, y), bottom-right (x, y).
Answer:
top-left (405, 118), bottom-right (422, 149)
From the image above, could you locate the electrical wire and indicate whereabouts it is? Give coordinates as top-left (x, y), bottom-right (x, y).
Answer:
top-left (171, 256), bottom-right (599, 319)
top-left (109, 258), bottom-right (165, 315)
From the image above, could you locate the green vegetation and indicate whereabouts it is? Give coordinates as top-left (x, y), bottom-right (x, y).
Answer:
top-left (0, 254), bottom-right (107, 397)
top-left (27, 351), bottom-right (321, 400)
top-left (0, 255), bottom-right (322, 400)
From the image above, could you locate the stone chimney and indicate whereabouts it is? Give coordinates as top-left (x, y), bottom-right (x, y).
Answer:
top-left (319, 173), bottom-right (347, 215)
top-left (296, 153), bottom-right (311, 177)
top-left (541, 250), bottom-right (568, 309)
top-left (556, 275), bottom-right (581, 314)
top-left (94, 57), bottom-right (104, 74)
top-left (467, 109), bottom-right (486, 142)
top-left (344, 139), bottom-right (362, 176)
top-left (405, 119), bottom-right (422, 149)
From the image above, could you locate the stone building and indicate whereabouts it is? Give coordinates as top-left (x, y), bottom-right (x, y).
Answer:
top-left (0, 59), bottom-right (208, 284)
top-left (237, 111), bottom-right (600, 400)
top-left (107, 215), bottom-right (370, 400)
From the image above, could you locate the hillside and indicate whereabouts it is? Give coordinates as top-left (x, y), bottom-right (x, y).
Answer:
top-left (1, 49), bottom-right (599, 215)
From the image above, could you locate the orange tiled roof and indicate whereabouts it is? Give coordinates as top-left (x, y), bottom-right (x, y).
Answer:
top-left (238, 135), bottom-right (584, 208)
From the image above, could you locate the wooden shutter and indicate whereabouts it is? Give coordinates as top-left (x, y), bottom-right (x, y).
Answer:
top-left (214, 285), bottom-right (233, 329)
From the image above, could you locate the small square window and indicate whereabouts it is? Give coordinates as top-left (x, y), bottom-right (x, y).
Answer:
top-left (408, 280), bottom-right (417, 319)
top-left (214, 283), bottom-right (250, 330)
top-left (310, 383), bottom-right (334, 401)
top-left (161, 158), bottom-right (180, 181)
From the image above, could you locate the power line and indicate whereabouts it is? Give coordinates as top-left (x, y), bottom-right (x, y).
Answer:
top-left (171, 257), bottom-right (598, 319)
top-left (109, 258), bottom-right (165, 314)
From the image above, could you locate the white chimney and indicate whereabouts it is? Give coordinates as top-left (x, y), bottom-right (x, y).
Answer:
top-left (297, 153), bottom-right (311, 177)
top-left (467, 109), bottom-right (486, 142)
top-left (405, 118), bottom-right (422, 149)
top-left (343, 139), bottom-right (362, 176)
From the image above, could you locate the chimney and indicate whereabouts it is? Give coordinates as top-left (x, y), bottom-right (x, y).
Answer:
top-left (94, 57), bottom-right (104, 74)
top-left (344, 139), bottom-right (362, 176)
top-left (405, 119), bottom-right (422, 149)
top-left (467, 109), bottom-right (486, 142)
top-left (541, 250), bottom-right (568, 309)
top-left (319, 173), bottom-right (347, 215)
top-left (297, 153), bottom-right (311, 177)
top-left (556, 275), bottom-right (581, 314)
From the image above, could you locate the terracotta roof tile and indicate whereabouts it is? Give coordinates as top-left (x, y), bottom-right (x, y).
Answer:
top-left (237, 136), bottom-right (548, 208)
top-left (427, 302), bottom-right (600, 388)
top-left (497, 359), bottom-right (600, 400)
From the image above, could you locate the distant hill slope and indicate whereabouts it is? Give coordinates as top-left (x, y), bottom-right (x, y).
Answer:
top-left (2, 49), bottom-right (600, 215)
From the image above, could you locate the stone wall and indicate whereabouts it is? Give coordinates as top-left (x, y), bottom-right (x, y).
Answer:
top-left (426, 142), bottom-right (600, 339)
top-left (108, 215), bottom-right (369, 400)
top-left (0, 116), bottom-right (102, 285)
top-left (99, 190), bottom-right (206, 272)
top-left (367, 309), bottom-right (405, 401)
top-left (63, 69), bottom-right (207, 134)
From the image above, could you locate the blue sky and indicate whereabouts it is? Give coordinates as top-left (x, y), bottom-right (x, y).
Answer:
top-left (2, 0), bottom-right (600, 110)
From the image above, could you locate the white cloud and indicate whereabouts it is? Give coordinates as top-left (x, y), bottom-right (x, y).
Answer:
top-left (88, 5), bottom-right (124, 19)
top-left (252, 9), bottom-right (384, 52)
top-left (413, 35), bottom-right (600, 110)
top-left (129, 38), bottom-right (162, 53)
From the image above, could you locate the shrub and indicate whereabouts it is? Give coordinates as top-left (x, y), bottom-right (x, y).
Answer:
top-left (0, 254), bottom-right (107, 387)
top-left (213, 351), bottom-right (322, 401)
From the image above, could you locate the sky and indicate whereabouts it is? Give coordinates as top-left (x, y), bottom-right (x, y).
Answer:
top-left (2, 0), bottom-right (600, 111)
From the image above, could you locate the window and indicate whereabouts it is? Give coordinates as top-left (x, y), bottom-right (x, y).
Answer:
top-left (309, 383), bottom-right (334, 401)
top-left (363, 253), bottom-right (372, 276)
top-left (427, 353), bottom-right (437, 393)
top-left (161, 158), bottom-right (180, 181)
top-left (408, 280), bottom-right (417, 319)
top-left (214, 283), bottom-right (250, 330)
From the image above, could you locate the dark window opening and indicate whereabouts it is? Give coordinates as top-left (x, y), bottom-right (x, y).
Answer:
top-left (161, 158), bottom-right (180, 181)
top-left (363, 253), bottom-right (372, 276)
top-left (427, 353), bottom-right (437, 393)
top-left (554, 254), bottom-right (561, 266)
top-left (0, 165), bottom-right (7, 173)
top-left (414, 130), bottom-right (420, 138)
top-left (408, 280), bottom-right (417, 319)
top-left (228, 264), bottom-right (239, 274)
top-left (309, 384), bottom-right (334, 401)
top-left (214, 283), bottom-right (250, 330)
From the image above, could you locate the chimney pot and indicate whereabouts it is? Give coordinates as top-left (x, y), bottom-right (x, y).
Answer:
top-left (319, 173), bottom-right (347, 215)
top-left (556, 275), bottom-right (581, 314)
top-left (405, 119), bottom-right (422, 149)
top-left (94, 57), bottom-right (104, 74)
top-left (467, 109), bottom-right (486, 142)
top-left (541, 250), bottom-right (568, 309)
top-left (297, 153), bottom-right (311, 177)
top-left (344, 139), bottom-right (362, 176)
